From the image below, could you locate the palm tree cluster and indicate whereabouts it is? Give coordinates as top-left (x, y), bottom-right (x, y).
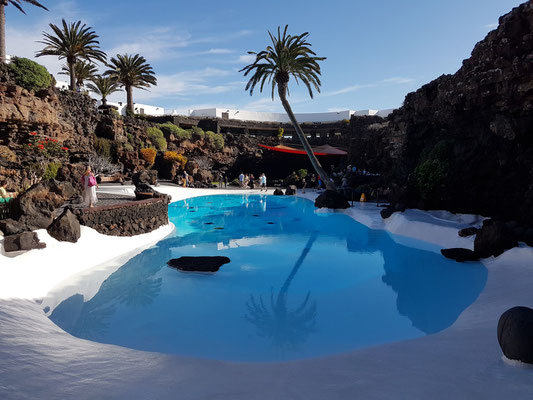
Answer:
top-left (33, 18), bottom-right (156, 114)
top-left (0, 1), bottom-right (156, 114)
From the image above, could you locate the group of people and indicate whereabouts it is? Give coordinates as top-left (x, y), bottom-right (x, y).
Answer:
top-left (238, 172), bottom-right (268, 191)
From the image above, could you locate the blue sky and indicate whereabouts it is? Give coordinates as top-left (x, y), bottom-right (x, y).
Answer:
top-left (5, 0), bottom-right (523, 114)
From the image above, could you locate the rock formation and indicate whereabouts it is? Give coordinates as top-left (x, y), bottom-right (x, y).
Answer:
top-left (349, 1), bottom-right (533, 224)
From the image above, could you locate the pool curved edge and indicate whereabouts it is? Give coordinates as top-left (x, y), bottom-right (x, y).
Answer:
top-left (1, 186), bottom-right (533, 399)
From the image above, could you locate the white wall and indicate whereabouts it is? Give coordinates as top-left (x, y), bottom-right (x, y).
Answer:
top-left (102, 101), bottom-right (165, 116)
top-left (188, 108), bottom-right (357, 123)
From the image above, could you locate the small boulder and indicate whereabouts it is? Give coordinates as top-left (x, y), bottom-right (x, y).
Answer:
top-left (0, 218), bottom-right (26, 235)
top-left (314, 190), bottom-right (350, 209)
top-left (47, 209), bottom-right (81, 243)
top-left (167, 256), bottom-right (231, 272)
top-left (474, 219), bottom-right (518, 258)
top-left (273, 188), bottom-right (284, 196)
top-left (458, 227), bottom-right (479, 237)
top-left (285, 185), bottom-right (297, 195)
top-left (440, 248), bottom-right (479, 262)
top-left (132, 170), bottom-right (158, 186)
top-left (380, 207), bottom-right (394, 219)
top-left (3, 232), bottom-right (46, 252)
top-left (498, 306), bottom-right (533, 364)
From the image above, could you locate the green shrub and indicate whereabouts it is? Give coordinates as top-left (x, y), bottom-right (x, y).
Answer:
top-left (94, 137), bottom-right (113, 158)
top-left (159, 122), bottom-right (192, 141)
top-left (205, 130), bottom-right (224, 150)
top-left (8, 57), bottom-right (51, 92)
top-left (146, 127), bottom-right (167, 151)
top-left (42, 162), bottom-right (62, 180)
top-left (415, 159), bottom-right (448, 202)
top-left (190, 126), bottom-right (205, 140)
top-left (297, 168), bottom-right (308, 178)
top-left (123, 143), bottom-right (134, 152)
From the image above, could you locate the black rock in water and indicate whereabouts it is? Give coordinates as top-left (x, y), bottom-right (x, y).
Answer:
top-left (440, 248), bottom-right (480, 262)
top-left (458, 227), bottom-right (479, 237)
top-left (273, 188), bottom-right (284, 196)
top-left (167, 256), bottom-right (231, 272)
top-left (314, 190), bottom-right (350, 209)
top-left (498, 306), bottom-right (533, 364)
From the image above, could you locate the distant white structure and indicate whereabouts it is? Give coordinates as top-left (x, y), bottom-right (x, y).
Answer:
top-left (55, 80), bottom-right (69, 90)
top-left (187, 108), bottom-right (393, 123)
top-left (102, 101), bottom-right (165, 116)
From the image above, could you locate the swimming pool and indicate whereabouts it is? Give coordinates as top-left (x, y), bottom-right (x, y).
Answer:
top-left (46, 194), bottom-right (487, 362)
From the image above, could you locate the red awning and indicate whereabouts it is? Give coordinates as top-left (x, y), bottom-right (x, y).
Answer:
top-left (258, 144), bottom-right (347, 156)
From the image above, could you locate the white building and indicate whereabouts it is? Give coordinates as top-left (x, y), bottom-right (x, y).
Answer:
top-left (102, 101), bottom-right (165, 116)
top-left (187, 108), bottom-right (393, 123)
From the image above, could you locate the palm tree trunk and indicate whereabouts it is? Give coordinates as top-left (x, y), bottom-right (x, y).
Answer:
top-left (0, 2), bottom-right (6, 64)
top-left (102, 96), bottom-right (107, 106)
top-left (278, 83), bottom-right (336, 191)
top-left (126, 85), bottom-right (134, 115)
top-left (68, 61), bottom-right (76, 91)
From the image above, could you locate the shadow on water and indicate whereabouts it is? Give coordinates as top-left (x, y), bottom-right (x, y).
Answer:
top-left (245, 231), bottom-right (318, 351)
top-left (49, 194), bottom-right (488, 358)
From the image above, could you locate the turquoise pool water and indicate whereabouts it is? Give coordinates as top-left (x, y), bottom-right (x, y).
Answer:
top-left (48, 194), bottom-right (487, 362)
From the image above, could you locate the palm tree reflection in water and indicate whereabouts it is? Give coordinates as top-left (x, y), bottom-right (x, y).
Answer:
top-left (245, 231), bottom-right (318, 354)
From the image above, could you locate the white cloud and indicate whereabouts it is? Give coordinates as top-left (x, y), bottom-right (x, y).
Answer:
top-left (484, 23), bottom-right (498, 29)
top-left (322, 76), bottom-right (415, 97)
top-left (238, 54), bottom-right (256, 64)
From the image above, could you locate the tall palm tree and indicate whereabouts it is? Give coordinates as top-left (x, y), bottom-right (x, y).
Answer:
top-left (59, 60), bottom-right (97, 89)
top-left (36, 19), bottom-right (106, 90)
top-left (86, 75), bottom-right (121, 106)
top-left (105, 53), bottom-right (156, 115)
top-left (0, 0), bottom-right (48, 63)
top-left (241, 25), bottom-right (335, 190)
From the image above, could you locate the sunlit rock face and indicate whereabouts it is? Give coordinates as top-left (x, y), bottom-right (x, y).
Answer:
top-left (349, 1), bottom-right (533, 224)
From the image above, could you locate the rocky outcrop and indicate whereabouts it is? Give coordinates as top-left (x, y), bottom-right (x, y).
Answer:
top-left (498, 306), bottom-right (533, 364)
top-left (3, 231), bottom-right (46, 252)
top-left (348, 1), bottom-right (533, 225)
top-left (75, 198), bottom-right (169, 236)
top-left (474, 219), bottom-right (518, 258)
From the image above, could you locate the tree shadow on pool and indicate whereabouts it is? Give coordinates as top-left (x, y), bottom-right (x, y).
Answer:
top-left (244, 232), bottom-right (318, 352)
top-left (49, 245), bottom-right (170, 340)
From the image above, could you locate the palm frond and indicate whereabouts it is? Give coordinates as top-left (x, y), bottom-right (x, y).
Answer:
top-left (8, 0), bottom-right (48, 14)
top-left (240, 24), bottom-right (326, 100)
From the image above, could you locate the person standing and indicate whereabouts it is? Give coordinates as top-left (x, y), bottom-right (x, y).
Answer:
top-left (238, 172), bottom-right (245, 188)
top-left (81, 166), bottom-right (98, 208)
top-left (260, 173), bottom-right (267, 191)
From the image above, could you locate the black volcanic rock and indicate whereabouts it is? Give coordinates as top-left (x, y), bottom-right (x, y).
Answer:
top-left (498, 306), bottom-right (533, 364)
top-left (315, 190), bottom-right (350, 209)
top-left (474, 219), bottom-right (518, 258)
top-left (458, 227), bottom-right (479, 237)
top-left (440, 248), bottom-right (479, 262)
top-left (347, 1), bottom-right (533, 225)
top-left (3, 232), bottom-right (46, 252)
top-left (167, 256), bottom-right (231, 272)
